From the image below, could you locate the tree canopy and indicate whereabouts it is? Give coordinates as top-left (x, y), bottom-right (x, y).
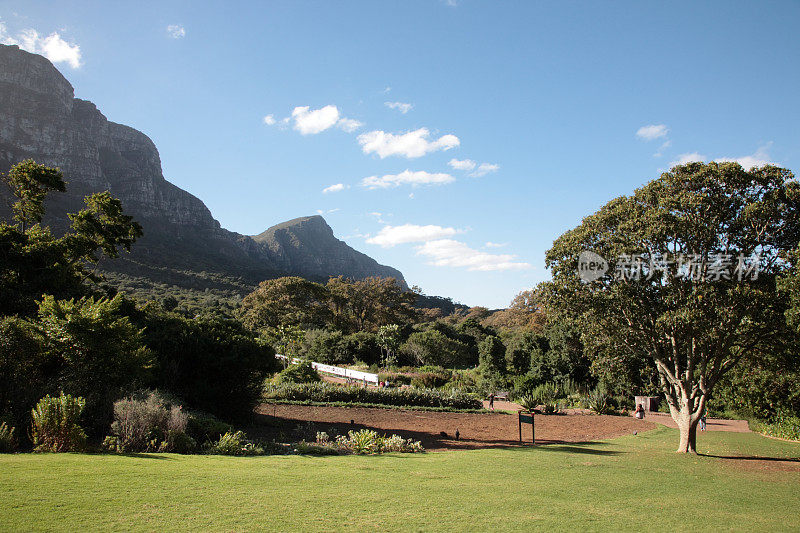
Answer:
top-left (544, 162), bottom-right (800, 452)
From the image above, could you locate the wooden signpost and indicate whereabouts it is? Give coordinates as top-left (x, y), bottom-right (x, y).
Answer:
top-left (518, 411), bottom-right (535, 445)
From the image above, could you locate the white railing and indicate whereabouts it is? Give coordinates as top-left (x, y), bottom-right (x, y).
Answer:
top-left (275, 354), bottom-right (379, 384)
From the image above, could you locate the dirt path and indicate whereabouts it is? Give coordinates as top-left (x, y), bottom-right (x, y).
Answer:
top-left (251, 403), bottom-right (654, 450)
top-left (644, 411), bottom-right (751, 432)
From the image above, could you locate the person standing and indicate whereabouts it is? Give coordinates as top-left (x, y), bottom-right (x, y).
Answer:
top-left (700, 410), bottom-right (707, 431)
top-left (488, 393), bottom-right (495, 411)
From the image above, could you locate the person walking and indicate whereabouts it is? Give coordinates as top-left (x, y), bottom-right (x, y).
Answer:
top-left (700, 410), bottom-right (707, 431)
top-left (488, 392), bottom-right (495, 411)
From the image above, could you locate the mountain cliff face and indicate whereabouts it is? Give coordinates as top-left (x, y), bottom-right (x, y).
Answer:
top-left (0, 44), bottom-right (405, 293)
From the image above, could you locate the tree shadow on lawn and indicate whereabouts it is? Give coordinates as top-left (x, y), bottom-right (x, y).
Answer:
top-left (699, 453), bottom-right (800, 463)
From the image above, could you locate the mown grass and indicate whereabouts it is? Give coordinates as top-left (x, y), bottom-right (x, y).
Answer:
top-left (1, 426), bottom-right (798, 532)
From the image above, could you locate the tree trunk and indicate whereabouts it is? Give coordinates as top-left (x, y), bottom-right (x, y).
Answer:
top-left (676, 418), bottom-right (698, 453)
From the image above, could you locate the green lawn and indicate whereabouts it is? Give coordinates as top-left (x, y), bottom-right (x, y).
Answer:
top-left (1, 427), bottom-right (798, 532)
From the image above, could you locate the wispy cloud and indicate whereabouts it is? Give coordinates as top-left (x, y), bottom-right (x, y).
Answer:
top-left (485, 241), bottom-right (508, 248)
top-left (469, 163), bottom-right (499, 177)
top-left (385, 101), bottom-right (413, 114)
top-left (361, 170), bottom-right (455, 189)
top-left (366, 224), bottom-right (462, 247)
top-left (316, 208), bottom-right (341, 215)
top-left (322, 183), bottom-right (348, 194)
top-left (0, 23), bottom-right (82, 68)
top-left (448, 158), bottom-right (476, 171)
top-left (336, 117), bottom-right (363, 133)
top-left (358, 128), bottom-right (459, 158)
top-left (167, 24), bottom-right (186, 38)
top-left (416, 239), bottom-right (530, 271)
top-left (262, 114), bottom-right (276, 125)
top-left (636, 124), bottom-right (669, 141)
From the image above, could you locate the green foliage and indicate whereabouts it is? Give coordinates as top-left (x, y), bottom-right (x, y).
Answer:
top-left (584, 385), bottom-right (613, 415)
top-left (312, 429), bottom-right (424, 455)
top-left (30, 393), bottom-right (87, 452)
top-left (37, 294), bottom-right (151, 433)
top-left (275, 361), bottom-right (321, 384)
top-left (185, 412), bottom-right (232, 444)
top-left (326, 276), bottom-right (418, 333)
top-left (0, 422), bottom-right (16, 453)
top-left (1, 159), bottom-right (66, 231)
top-left (264, 382), bottom-right (482, 410)
top-left (104, 391), bottom-right (192, 453)
top-left (478, 335), bottom-right (506, 376)
top-left (134, 309), bottom-right (277, 421)
top-left (401, 329), bottom-right (469, 367)
top-left (377, 324), bottom-right (401, 366)
top-left (205, 431), bottom-right (264, 456)
top-left (303, 329), bottom-right (352, 364)
top-left (239, 276), bottom-right (332, 330)
top-left (754, 411), bottom-right (800, 441)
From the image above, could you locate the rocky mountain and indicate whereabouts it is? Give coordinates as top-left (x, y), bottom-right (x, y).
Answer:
top-left (0, 44), bottom-right (405, 298)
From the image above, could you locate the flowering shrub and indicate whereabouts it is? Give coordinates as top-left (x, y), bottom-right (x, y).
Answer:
top-left (104, 391), bottom-right (192, 453)
top-left (755, 412), bottom-right (800, 441)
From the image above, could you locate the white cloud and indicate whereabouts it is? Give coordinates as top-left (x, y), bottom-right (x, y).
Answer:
top-left (485, 241), bottom-right (508, 248)
top-left (337, 118), bottom-right (363, 133)
top-left (385, 101), bottom-right (413, 114)
top-left (1, 24), bottom-right (82, 68)
top-left (262, 114), bottom-right (276, 125)
top-left (167, 24), bottom-right (186, 38)
top-left (448, 158), bottom-right (476, 171)
top-left (316, 208), bottom-right (340, 215)
top-left (416, 239), bottom-right (530, 271)
top-left (322, 183), bottom-right (348, 194)
top-left (653, 140), bottom-right (671, 157)
top-left (357, 128), bottom-right (460, 159)
top-left (718, 144), bottom-right (775, 169)
top-left (668, 152), bottom-right (707, 167)
top-left (636, 124), bottom-right (669, 141)
top-left (366, 224), bottom-right (462, 247)
top-left (287, 105), bottom-right (361, 135)
top-left (292, 105), bottom-right (341, 135)
top-left (469, 163), bottom-right (499, 177)
top-left (361, 170), bottom-right (455, 189)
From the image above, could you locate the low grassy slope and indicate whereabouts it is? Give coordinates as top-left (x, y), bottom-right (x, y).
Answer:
top-left (1, 427), bottom-right (798, 532)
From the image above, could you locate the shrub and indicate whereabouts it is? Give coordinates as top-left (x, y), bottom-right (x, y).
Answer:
top-left (530, 383), bottom-right (561, 414)
top-left (585, 386), bottom-right (612, 415)
top-left (205, 430), bottom-right (264, 456)
top-left (105, 391), bottom-right (192, 453)
top-left (0, 422), bottom-right (16, 453)
top-left (275, 361), bottom-right (321, 384)
top-left (401, 330), bottom-right (469, 368)
top-left (304, 330), bottom-right (353, 365)
top-left (185, 411), bottom-right (232, 443)
top-left (755, 411), bottom-right (800, 441)
top-left (31, 393), bottom-right (87, 452)
top-left (314, 429), bottom-right (423, 455)
top-left (264, 382), bottom-right (482, 410)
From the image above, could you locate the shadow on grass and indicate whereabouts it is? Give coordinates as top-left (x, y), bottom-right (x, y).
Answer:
top-left (699, 453), bottom-right (800, 463)
top-left (532, 442), bottom-right (622, 456)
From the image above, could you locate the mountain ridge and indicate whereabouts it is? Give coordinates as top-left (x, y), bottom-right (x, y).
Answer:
top-left (0, 44), bottom-right (406, 297)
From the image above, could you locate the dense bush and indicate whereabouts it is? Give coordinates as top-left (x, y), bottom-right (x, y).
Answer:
top-left (264, 382), bottom-right (482, 410)
top-left (31, 393), bottom-right (87, 452)
top-left (135, 310), bottom-right (276, 421)
top-left (479, 335), bottom-right (507, 376)
top-left (104, 391), bottom-right (193, 453)
top-left (185, 411), bottom-right (233, 444)
top-left (0, 422), bottom-right (16, 452)
top-left (275, 361), bottom-right (321, 384)
top-left (303, 330), bottom-right (353, 365)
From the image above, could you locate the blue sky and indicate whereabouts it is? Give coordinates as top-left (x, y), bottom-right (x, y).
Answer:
top-left (2, 1), bottom-right (799, 308)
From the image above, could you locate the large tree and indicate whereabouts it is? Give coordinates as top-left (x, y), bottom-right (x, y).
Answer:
top-left (544, 162), bottom-right (800, 453)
